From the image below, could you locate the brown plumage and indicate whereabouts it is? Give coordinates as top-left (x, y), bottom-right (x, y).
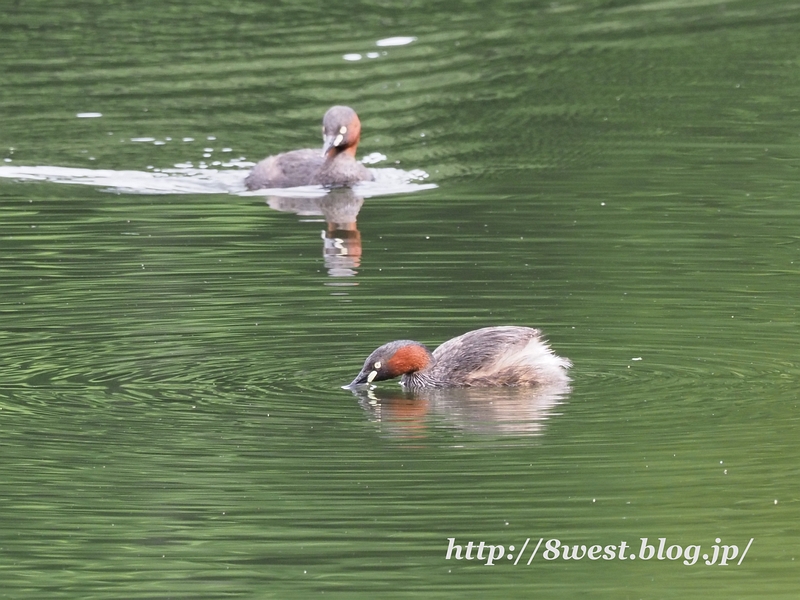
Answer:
top-left (245, 106), bottom-right (374, 190)
top-left (347, 326), bottom-right (571, 389)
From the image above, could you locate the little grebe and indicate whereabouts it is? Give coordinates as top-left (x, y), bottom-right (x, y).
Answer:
top-left (245, 106), bottom-right (374, 190)
top-left (347, 326), bottom-right (571, 389)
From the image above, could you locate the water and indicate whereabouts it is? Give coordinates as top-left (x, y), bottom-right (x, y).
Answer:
top-left (2, 1), bottom-right (799, 598)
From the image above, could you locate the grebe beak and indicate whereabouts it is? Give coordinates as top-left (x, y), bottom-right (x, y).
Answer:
top-left (322, 137), bottom-right (334, 157)
top-left (345, 368), bottom-right (373, 388)
top-left (322, 132), bottom-right (345, 157)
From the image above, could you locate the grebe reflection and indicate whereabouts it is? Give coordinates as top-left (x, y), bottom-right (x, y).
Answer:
top-left (266, 188), bottom-right (363, 278)
top-left (347, 382), bottom-right (570, 438)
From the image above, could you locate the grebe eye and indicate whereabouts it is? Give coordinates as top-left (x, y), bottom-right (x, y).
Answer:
top-left (339, 126), bottom-right (347, 134)
top-left (374, 361), bottom-right (382, 369)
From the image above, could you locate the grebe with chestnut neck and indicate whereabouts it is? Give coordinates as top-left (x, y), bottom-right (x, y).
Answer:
top-left (245, 106), bottom-right (374, 190)
top-left (346, 326), bottom-right (571, 389)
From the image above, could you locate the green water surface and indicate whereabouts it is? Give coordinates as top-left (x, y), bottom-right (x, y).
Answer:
top-left (1, 1), bottom-right (799, 598)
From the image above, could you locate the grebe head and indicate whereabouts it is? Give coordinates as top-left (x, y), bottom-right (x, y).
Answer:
top-left (321, 106), bottom-right (363, 159)
top-left (346, 340), bottom-right (432, 387)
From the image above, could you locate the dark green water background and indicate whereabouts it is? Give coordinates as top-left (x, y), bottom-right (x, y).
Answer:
top-left (1, 1), bottom-right (799, 598)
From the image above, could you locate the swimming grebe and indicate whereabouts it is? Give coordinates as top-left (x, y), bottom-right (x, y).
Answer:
top-left (346, 326), bottom-right (571, 389)
top-left (245, 106), bottom-right (374, 190)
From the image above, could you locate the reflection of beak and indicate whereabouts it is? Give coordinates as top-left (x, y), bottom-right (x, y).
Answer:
top-left (322, 135), bottom-right (335, 157)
